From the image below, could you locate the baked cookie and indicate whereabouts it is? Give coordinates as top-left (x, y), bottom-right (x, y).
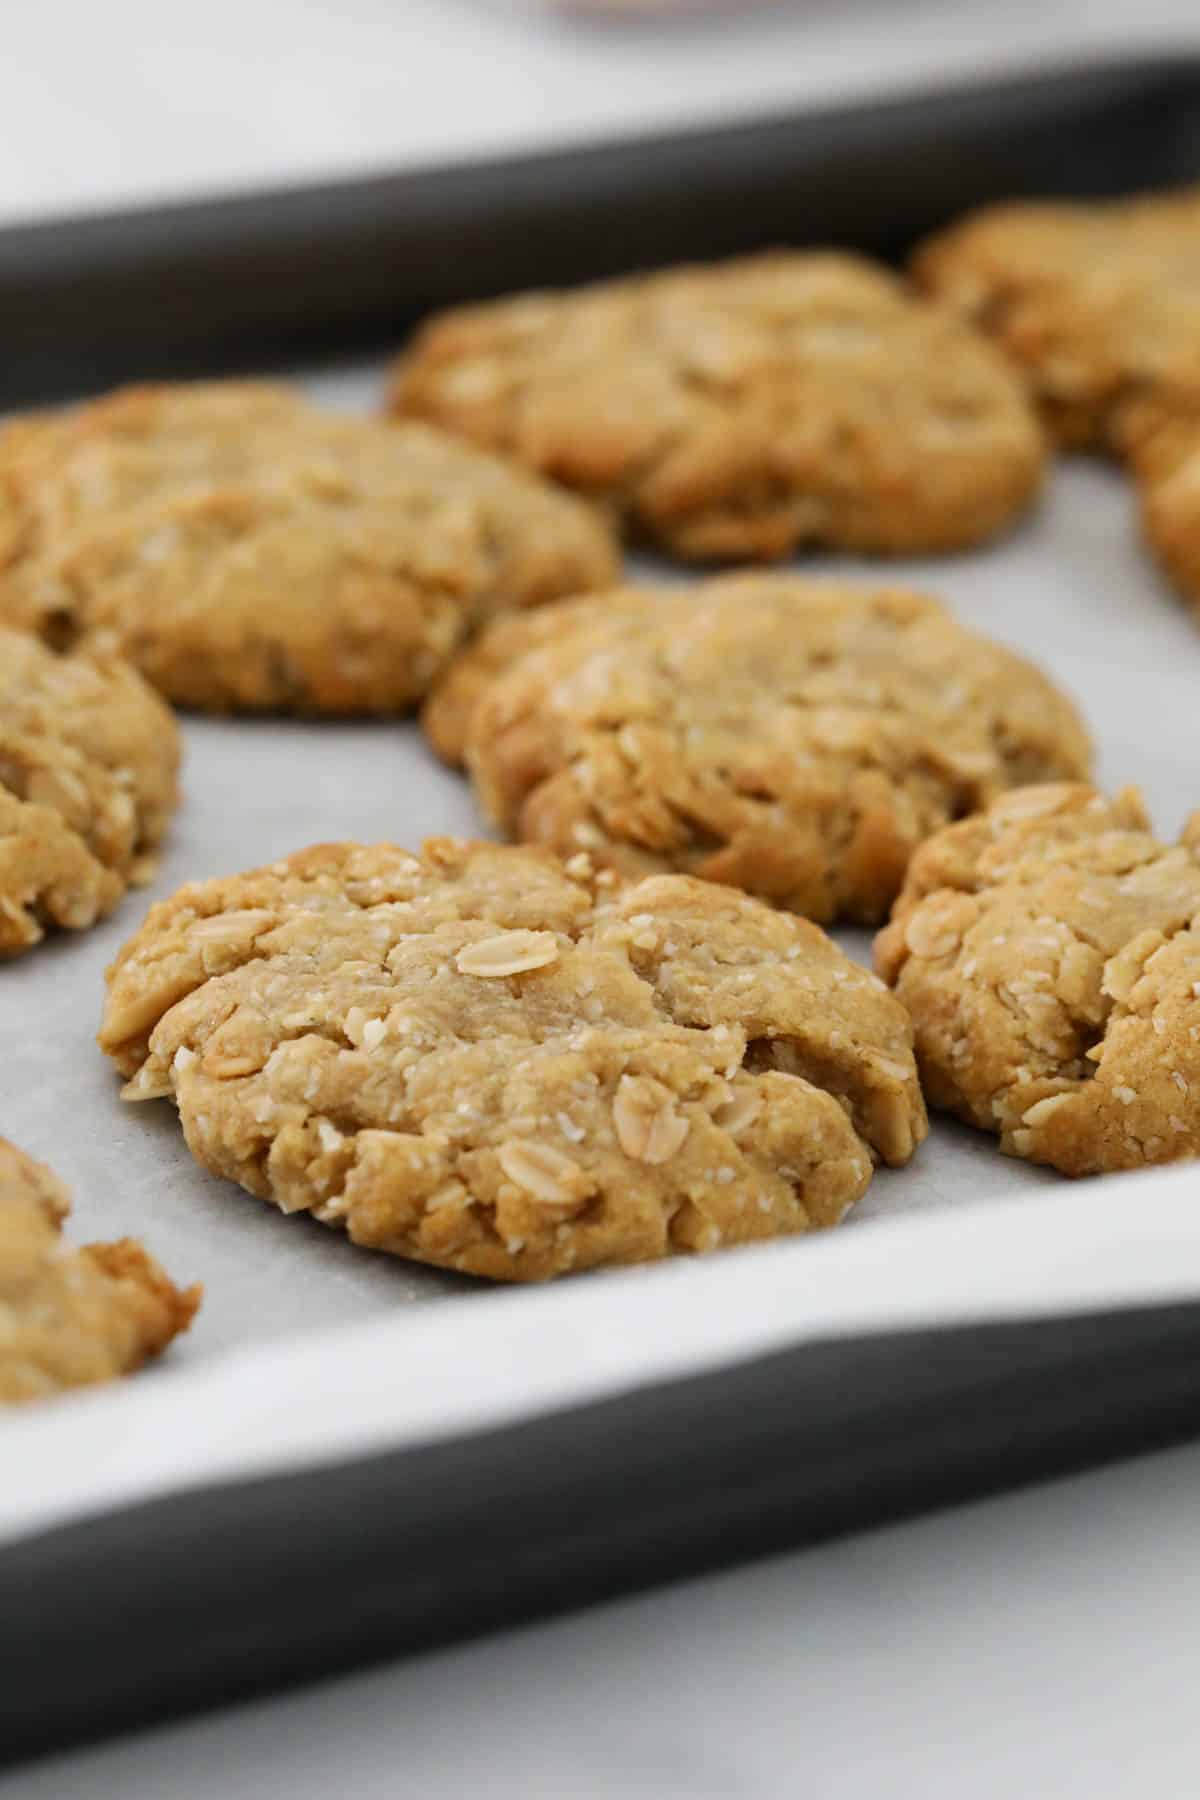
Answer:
top-left (99, 837), bottom-right (927, 1282)
top-left (0, 1137), bottom-right (199, 1404)
top-left (438, 576), bottom-right (1091, 925)
top-left (875, 783), bottom-right (1200, 1176)
top-left (913, 188), bottom-right (1200, 451)
top-left (1127, 411), bottom-right (1200, 614)
top-left (0, 625), bottom-right (180, 956)
top-left (0, 381), bottom-right (619, 714)
top-left (388, 251), bottom-right (1045, 560)
top-left (421, 596), bottom-right (615, 768)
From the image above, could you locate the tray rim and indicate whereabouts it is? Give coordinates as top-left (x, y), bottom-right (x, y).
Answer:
top-left (6, 1290), bottom-right (1200, 1769)
top-left (0, 42), bottom-right (1194, 241)
top-left (2, 45), bottom-right (1200, 407)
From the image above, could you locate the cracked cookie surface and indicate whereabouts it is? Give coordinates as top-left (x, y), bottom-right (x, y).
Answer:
top-left (388, 251), bottom-right (1045, 560)
top-left (0, 625), bottom-right (180, 956)
top-left (435, 575), bottom-right (1091, 925)
top-left (0, 381), bottom-right (619, 713)
top-left (913, 188), bottom-right (1200, 451)
top-left (0, 1137), bottom-right (199, 1404)
top-left (875, 784), bottom-right (1200, 1176)
top-left (100, 837), bottom-right (926, 1282)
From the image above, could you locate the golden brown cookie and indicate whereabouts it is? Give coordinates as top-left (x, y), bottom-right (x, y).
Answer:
top-left (913, 188), bottom-right (1200, 452)
top-left (875, 783), bottom-right (1200, 1176)
top-left (439, 576), bottom-right (1091, 925)
top-left (99, 837), bottom-right (927, 1282)
top-left (388, 251), bottom-right (1045, 560)
top-left (0, 625), bottom-right (180, 956)
top-left (1127, 411), bottom-right (1200, 614)
top-left (421, 595), bottom-right (618, 768)
top-left (0, 1137), bottom-right (199, 1404)
top-left (0, 381), bottom-right (619, 714)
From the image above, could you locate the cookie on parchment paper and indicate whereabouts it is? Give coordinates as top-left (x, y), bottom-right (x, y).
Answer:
top-left (433, 575), bottom-right (1091, 925)
top-left (0, 382), bottom-right (619, 714)
top-left (913, 187), bottom-right (1200, 452)
top-left (421, 592), bottom-right (621, 768)
top-left (388, 251), bottom-right (1046, 561)
top-left (100, 838), bottom-right (927, 1283)
top-left (0, 1137), bottom-right (199, 1404)
top-left (875, 784), bottom-right (1200, 1176)
top-left (0, 625), bottom-right (180, 957)
top-left (1128, 411), bottom-right (1200, 617)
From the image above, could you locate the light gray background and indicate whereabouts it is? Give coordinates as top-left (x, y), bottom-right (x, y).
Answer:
top-left (6, 3), bottom-right (1200, 1794)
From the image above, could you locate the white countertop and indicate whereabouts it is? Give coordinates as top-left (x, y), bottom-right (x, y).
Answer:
top-left (11, 1437), bottom-right (1200, 1798)
top-left (5, 3), bottom-right (1200, 1795)
top-left (0, 0), bottom-right (1196, 226)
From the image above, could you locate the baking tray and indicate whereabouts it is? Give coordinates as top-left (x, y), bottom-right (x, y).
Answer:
top-left (6, 52), bottom-right (1200, 1769)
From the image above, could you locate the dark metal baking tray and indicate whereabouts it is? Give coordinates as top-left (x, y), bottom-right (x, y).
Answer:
top-left (6, 1301), bottom-right (1200, 1768)
top-left (4, 54), bottom-right (1200, 406)
top-left (5, 50), bottom-right (1200, 1770)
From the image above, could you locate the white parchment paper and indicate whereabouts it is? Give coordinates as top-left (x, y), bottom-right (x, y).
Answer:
top-left (3, 357), bottom-right (1200, 1542)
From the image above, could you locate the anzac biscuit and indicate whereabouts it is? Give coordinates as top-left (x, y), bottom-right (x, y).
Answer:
top-left (913, 188), bottom-right (1200, 451)
top-left (441, 576), bottom-right (1091, 924)
top-left (100, 837), bottom-right (927, 1282)
top-left (1128, 411), bottom-right (1200, 615)
top-left (876, 784), bottom-right (1200, 1175)
top-left (388, 251), bottom-right (1045, 560)
top-left (0, 382), bottom-right (619, 713)
top-left (0, 626), bottom-right (179, 956)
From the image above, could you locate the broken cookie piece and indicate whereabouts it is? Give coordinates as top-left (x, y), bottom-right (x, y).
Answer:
top-left (1, 1137), bottom-right (199, 1404)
